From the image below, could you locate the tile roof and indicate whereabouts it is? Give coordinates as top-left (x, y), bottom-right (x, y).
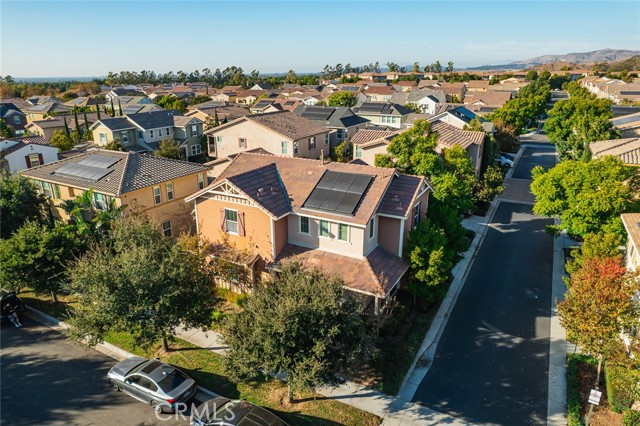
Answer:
top-left (350, 129), bottom-right (399, 145)
top-left (431, 121), bottom-right (485, 150)
top-left (226, 163), bottom-right (290, 218)
top-left (126, 110), bottom-right (176, 130)
top-left (377, 174), bottom-right (426, 217)
top-left (205, 111), bottom-right (328, 141)
top-left (463, 91), bottom-right (512, 107)
top-left (93, 117), bottom-right (135, 131)
top-left (292, 105), bottom-right (369, 129)
top-left (0, 136), bottom-right (51, 156)
top-left (365, 86), bottom-right (397, 95)
top-left (355, 102), bottom-right (412, 116)
top-left (173, 116), bottom-right (201, 127)
top-left (275, 244), bottom-right (409, 297)
top-left (589, 137), bottom-right (640, 165)
top-left (21, 149), bottom-right (210, 196)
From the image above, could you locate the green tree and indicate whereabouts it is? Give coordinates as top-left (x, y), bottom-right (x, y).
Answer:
top-left (0, 174), bottom-right (48, 239)
top-left (104, 138), bottom-right (124, 151)
top-left (213, 110), bottom-right (220, 127)
top-left (63, 116), bottom-right (71, 136)
top-left (0, 119), bottom-right (13, 137)
top-left (110, 98), bottom-right (115, 117)
top-left (333, 140), bottom-right (350, 163)
top-left (66, 218), bottom-right (213, 351)
top-left (475, 164), bottom-right (505, 202)
top-left (526, 69), bottom-right (539, 81)
top-left (374, 153), bottom-right (394, 168)
top-left (326, 91), bottom-right (356, 107)
top-left (96, 104), bottom-right (102, 120)
top-left (50, 129), bottom-right (75, 151)
top-left (73, 108), bottom-right (81, 134)
top-left (118, 99), bottom-right (123, 116)
top-left (531, 157), bottom-right (640, 237)
top-left (190, 94), bottom-right (212, 105)
top-left (61, 188), bottom-right (125, 240)
top-left (83, 109), bottom-right (90, 134)
top-left (223, 263), bottom-right (372, 401)
top-left (156, 139), bottom-right (181, 159)
top-left (565, 232), bottom-right (623, 277)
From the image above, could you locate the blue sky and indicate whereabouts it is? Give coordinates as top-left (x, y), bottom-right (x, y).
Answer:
top-left (1, 1), bottom-right (638, 77)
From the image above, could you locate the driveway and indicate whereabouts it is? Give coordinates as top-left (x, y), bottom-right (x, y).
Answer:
top-left (1, 317), bottom-right (186, 426)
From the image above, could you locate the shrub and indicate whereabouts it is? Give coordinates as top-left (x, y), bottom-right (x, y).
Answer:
top-left (567, 354), bottom-right (584, 426)
top-left (605, 363), bottom-right (640, 413)
top-left (211, 310), bottom-right (226, 327)
top-left (623, 409), bottom-right (640, 426)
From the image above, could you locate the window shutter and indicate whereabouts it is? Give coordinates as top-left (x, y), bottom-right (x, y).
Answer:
top-left (37, 153), bottom-right (44, 165)
top-left (239, 212), bottom-right (246, 236)
top-left (220, 209), bottom-right (226, 231)
top-left (25, 155), bottom-right (32, 168)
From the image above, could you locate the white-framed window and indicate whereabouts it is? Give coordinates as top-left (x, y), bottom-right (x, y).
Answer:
top-left (162, 220), bottom-right (172, 237)
top-left (166, 128), bottom-right (170, 136)
top-left (309, 137), bottom-right (316, 150)
top-left (355, 146), bottom-right (363, 158)
top-left (153, 186), bottom-right (161, 205)
top-left (191, 144), bottom-right (201, 156)
top-left (216, 136), bottom-right (223, 147)
top-left (41, 181), bottom-right (54, 198)
top-left (138, 130), bottom-right (144, 139)
top-left (413, 202), bottom-right (420, 229)
top-left (197, 173), bottom-right (204, 189)
top-left (368, 217), bottom-right (375, 240)
top-left (299, 216), bottom-right (309, 234)
top-left (93, 192), bottom-right (112, 210)
top-left (120, 131), bottom-right (128, 143)
top-left (325, 134), bottom-right (329, 145)
top-left (319, 220), bottom-right (330, 238)
top-left (166, 182), bottom-right (174, 201)
top-left (28, 153), bottom-right (41, 167)
top-left (338, 223), bottom-right (349, 241)
top-left (99, 133), bottom-right (107, 144)
top-left (150, 129), bottom-right (154, 138)
top-left (225, 209), bottom-right (238, 234)
top-left (191, 125), bottom-right (198, 136)
top-left (238, 138), bottom-right (247, 148)
top-left (337, 129), bottom-right (345, 140)
top-left (281, 141), bottom-right (288, 155)
top-left (293, 141), bottom-right (299, 155)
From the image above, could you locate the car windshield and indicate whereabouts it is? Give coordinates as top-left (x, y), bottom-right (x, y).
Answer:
top-left (157, 368), bottom-right (189, 392)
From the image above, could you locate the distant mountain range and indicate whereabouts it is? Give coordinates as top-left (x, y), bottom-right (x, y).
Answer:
top-left (468, 48), bottom-right (640, 70)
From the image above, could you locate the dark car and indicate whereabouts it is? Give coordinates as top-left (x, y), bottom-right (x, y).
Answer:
top-left (190, 397), bottom-right (289, 426)
top-left (107, 357), bottom-right (197, 413)
top-left (1, 290), bottom-right (25, 324)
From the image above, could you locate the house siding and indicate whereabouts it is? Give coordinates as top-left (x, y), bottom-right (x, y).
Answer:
top-left (287, 213), bottom-right (366, 259)
top-left (354, 143), bottom-right (387, 166)
top-left (274, 216), bottom-right (288, 256)
top-left (378, 216), bottom-right (401, 256)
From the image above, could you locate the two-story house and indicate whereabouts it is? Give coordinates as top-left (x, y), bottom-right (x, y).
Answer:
top-left (389, 89), bottom-right (446, 115)
top-left (292, 105), bottom-right (370, 149)
top-left (364, 86), bottom-right (397, 102)
top-left (205, 111), bottom-right (331, 160)
top-left (186, 152), bottom-right (431, 313)
top-left (21, 149), bottom-right (210, 236)
top-left (0, 104), bottom-right (27, 136)
top-left (0, 136), bottom-right (58, 173)
top-left (353, 102), bottom-right (412, 129)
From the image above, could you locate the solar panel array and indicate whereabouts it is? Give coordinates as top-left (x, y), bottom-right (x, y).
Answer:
top-left (301, 107), bottom-right (333, 121)
top-left (303, 171), bottom-right (373, 216)
top-left (78, 155), bottom-right (119, 169)
top-left (54, 155), bottom-right (118, 181)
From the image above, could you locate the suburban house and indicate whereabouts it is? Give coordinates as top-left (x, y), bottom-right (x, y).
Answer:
top-left (90, 111), bottom-right (204, 158)
top-left (351, 129), bottom-right (400, 165)
top-left (0, 136), bottom-right (58, 173)
top-left (186, 103), bottom-right (250, 129)
top-left (364, 86), bottom-right (397, 102)
top-left (250, 99), bottom-right (278, 114)
top-left (21, 149), bottom-right (210, 236)
top-left (389, 88), bottom-right (446, 115)
top-left (236, 90), bottom-right (274, 105)
top-left (392, 81), bottom-right (418, 92)
top-left (23, 103), bottom-right (72, 123)
top-left (26, 113), bottom-right (99, 142)
top-left (622, 213), bottom-right (640, 271)
top-left (589, 138), bottom-right (640, 165)
top-left (354, 102), bottom-right (412, 128)
top-left (612, 112), bottom-right (640, 138)
top-left (0, 104), bottom-right (27, 136)
top-left (205, 111), bottom-right (331, 160)
top-left (463, 91), bottom-right (512, 109)
top-left (106, 88), bottom-right (145, 100)
top-left (63, 97), bottom-right (105, 111)
top-left (292, 105), bottom-right (370, 148)
top-left (464, 80), bottom-right (490, 92)
top-left (186, 152), bottom-right (432, 313)
top-left (429, 105), bottom-right (494, 133)
top-left (435, 82), bottom-right (466, 103)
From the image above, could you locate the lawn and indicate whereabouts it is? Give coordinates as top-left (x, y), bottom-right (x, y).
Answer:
top-left (22, 290), bottom-right (381, 426)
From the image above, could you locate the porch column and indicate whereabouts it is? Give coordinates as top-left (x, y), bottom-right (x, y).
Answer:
top-left (374, 297), bottom-right (380, 316)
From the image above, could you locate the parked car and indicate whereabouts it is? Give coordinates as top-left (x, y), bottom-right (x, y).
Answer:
top-left (1, 290), bottom-right (25, 324)
top-left (190, 397), bottom-right (289, 426)
top-left (107, 356), bottom-right (197, 413)
top-left (496, 153), bottom-right (514, 167)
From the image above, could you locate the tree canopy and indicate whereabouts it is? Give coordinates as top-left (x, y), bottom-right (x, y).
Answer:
top-left (0, 174), bottom-right (48, 239)
top-left (530, 156), bottom-right (640, 237)
top-left (156, 139), bottom-right (181, 159)
top-left (50, 129), bottom-right (75, 151)
top-left (326, 91), bottom-right (356, 107)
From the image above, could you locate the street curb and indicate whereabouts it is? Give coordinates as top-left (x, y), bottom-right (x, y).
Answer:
top-left (23, 305), bottom-right (218, 400)
top-left (504, 145), bottom-right (525, 180)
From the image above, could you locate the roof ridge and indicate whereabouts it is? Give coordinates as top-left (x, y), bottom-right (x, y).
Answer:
top-left (115, 151), bottom-right (132, 196)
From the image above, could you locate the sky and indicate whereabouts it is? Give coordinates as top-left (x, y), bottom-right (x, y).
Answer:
top-left (1, 0), bottom-right (639, 78)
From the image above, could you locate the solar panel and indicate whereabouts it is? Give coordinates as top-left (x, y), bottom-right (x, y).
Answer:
top-left (54, 163), bottom-right (113, 181)
top-left (304, 188), bottom-right (330, 209)
top-left (319, 191), bottom-right (344, 211)
top-left (302, 171), bottom-right (374, 216)
top-left (316, 171), bottom-right (340, 190)
top-left (335, 192), bottom-right (362, 215)
top-left (348, 174), bottom-right (373, 194)
top-left (333, 173), bottom-right (356, 192)
top-left (78, 155), bottom-right (119, 169)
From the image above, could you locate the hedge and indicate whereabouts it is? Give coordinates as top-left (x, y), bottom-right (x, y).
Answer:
top-left (567, 354), bottom-right (598, 426)
top-left (623, 409), bottom-right (640, 426)
top-left (605, 363), bottom-right (640, 413)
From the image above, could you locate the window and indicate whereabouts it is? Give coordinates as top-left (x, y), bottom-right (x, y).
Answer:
top-left (281, 141), bottom-right (288, 155)
top-left (28, 153), bottom-right (41, 167)
top-left (413, 202), bottom-right (420, 229)
top-left (99, 133), bottom-right (107, 144)
top-left (166, 128), bottom-right (170, 136)
top-left (293, 141), bottom-right (299, 155)
top-left (338, 224), bottom-right (349, 241)
top-left (319, 220), bottom-right (330, 238)
top-left (138, 377), bottom-right (158, 393)
top-left (162, 220), bottom-right (172, 237)
top-left (238, 138), bottom-right (247, 148)
top-left (309, 137), bottom-right (316, 150)
top-left (216, 136), bottom-right (223, 148)
top-left (368, 217), bottom-right (375, 239)
top-left (138, 130), bottom-right (144, 139)
top-left (93, 192), bottom-right (110, 210)
top-left (120, 131), bottom-right (128, 143)
top-left (225, 209), bottom-right (238, 234)
top-left (337, 129), bottom-right (345, 140)
top-left (41, 181), bottom-right (54, 198)
top-left (150, 130), bottom-right (154, 138)
top-left (197, 173), bottom-right (204, 189)
top-left (299, 216), bottom-right (309, 234)
top-left (153, 186), bottom-right (161, 205)
top-left (191, 144), bottom-right (201, 156)
top-left (13, 115), bottom-right (21, 124)
top-left (355, 146), bottom-right (363, 158)
top-left (325, 134), bottom-right (329, 145)
top-left (166, 182), bottom-right (174, 201)
top-left (191, 125), bottom-right (198, 136)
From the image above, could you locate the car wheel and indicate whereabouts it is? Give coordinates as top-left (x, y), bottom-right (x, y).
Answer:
top-left (108, 380), bottom-right (120, 391)
top-left (151, 400), bottom-right (163, 414)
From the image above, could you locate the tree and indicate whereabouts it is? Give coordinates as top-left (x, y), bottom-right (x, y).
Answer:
top-left (73, 108), bottom-right (81, 134)
top-left (190, 94), bottom-right (211, 105)
top-left (558, 257), bottom-right (640, 389)
top-left (110, 98), bottom-right (115, 117)
top-left (63, 116), bottom-right (71, 137)
top-left (333, 140), bottom-right (350, 163)
top-left (565, 232), bottom-right (623, 277)
top-left (0, 222), bottom-right (86, 300)
top-left (530, 156), bottom-right (640, 237)
top-left (223, 263), bottom-right (372, 400)
top-left (326, 91), bottom-right (356, 107)
top-left (96, 104), bottom-right (101, 120)
top-left (0, 119), bottom-right (13, 137)
top-left (156, 139), bottom-right (181, 159)
top-left (83, 109), bottom-right (90, 134)
top-left (104, 138), bottom-right (124, 151)
top-left (475, 164), bottom-right (505, 202)
top-left (67, 219), bottom-right (213, 351)
top-left (118, 99), bottom-right (123, 116)
top-left (413, 62), bottom-right (420, 73)
top-left (374, 153), bottom-right (394, 168)
top-left (492, 118), bottom-right (519, 152)
top-left (525, 69), bottom-right (539, 81)
top-left (446, 61), bottom-right (454, 73)
top-left (432, 61), bottom-right (442, 73)
top-left (61, 188), bottom-right (125, 240)
top-left (50, 129), bottom-right (75, 151)
top-left (0, 174), bottom-right (48, 239)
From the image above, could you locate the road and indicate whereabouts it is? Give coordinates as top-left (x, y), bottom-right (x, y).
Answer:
top-left (511, 145), bottom-right (557, 180)
top-left (411, 146), bottom-right (556, 425)
top-left (1, 317), bottom-right (187, 426)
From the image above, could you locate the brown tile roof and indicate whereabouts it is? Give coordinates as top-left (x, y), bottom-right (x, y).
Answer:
top-left (378, 174), bottom-right (426, 217)
top-left (463, 91), bottom-right (512, 107)
top-left (275, 244), bottom-right (409, 297)
top-left (589, 138), bottom-right (640, 165)
top-left (205, 111), bottom-right (328, 141)
top-left (621, 213), bottom-right (640, 255)
top-left (351, 129), bottom-right (399, 144)
top-left (396, 81), bottom-right (418, 87)
top-left (236, 89), bottom-right (271, 99)
top-left (365, 86), bottom-right (397, 95)
top-left (465, 80), bottom-right (490, 89)
top-left (21, 149), bottom-right (210, 196)
top-left (431, 121), bottom-right (485, 150)
top-left (226, 163), bottom-right (290, 218)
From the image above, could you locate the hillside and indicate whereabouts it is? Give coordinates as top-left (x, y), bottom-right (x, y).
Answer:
top-left (511, 48), bottom-right (640, 66)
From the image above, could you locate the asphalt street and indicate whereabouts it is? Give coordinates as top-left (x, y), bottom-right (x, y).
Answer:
top-left (412, 147), bottom-right (556, 426)
top-left (1, 317), bottom-right (189, 426)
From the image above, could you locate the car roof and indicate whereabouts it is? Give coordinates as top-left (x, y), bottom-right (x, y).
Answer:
top-left (135, 360), bottom-right (178, 383)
